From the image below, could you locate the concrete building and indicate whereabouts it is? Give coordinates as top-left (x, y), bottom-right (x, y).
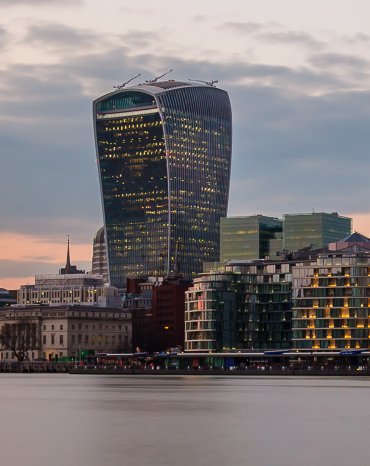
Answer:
top-left (94, 79), bottom-right (232, 286)
top-left (123, 276), bottom-right (191, 352)
top-left (0, 305), bottom-right (131, 361)
top-left (18, 273), bottom-right (106, 306)
top-left (17, 239), bottom-right (120, 308)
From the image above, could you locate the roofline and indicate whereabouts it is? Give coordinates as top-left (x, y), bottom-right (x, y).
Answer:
top-left (93, 80), bottom-right (224, 105)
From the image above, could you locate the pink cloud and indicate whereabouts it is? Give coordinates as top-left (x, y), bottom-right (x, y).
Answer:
top-left (0, 231), bottom-right (93, 290)
top-left (0, 231), bottom-right (92, 263)
top-left (1, 276), bottom-right (34, 291)
top-left (346, 213), bottom-right (370, 237)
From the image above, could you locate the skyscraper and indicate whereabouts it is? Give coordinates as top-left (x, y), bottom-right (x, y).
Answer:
top-left (94, 80), bottom-right (232, 287)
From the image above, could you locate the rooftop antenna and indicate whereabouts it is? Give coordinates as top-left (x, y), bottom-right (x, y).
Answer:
top-left (145, 69), bottom-right (173, 83)
top-left (188, 79), bottom-right (218, 86)
top-left (113, 73), bottom-right (141, 90)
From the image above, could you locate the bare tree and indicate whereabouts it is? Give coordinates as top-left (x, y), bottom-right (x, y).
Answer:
top-left (0, 321), bottom-right (39, 362)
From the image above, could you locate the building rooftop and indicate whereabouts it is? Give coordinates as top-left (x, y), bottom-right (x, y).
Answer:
top-left (341, 232), bottom-right (370, 243)
top-left (94, 226), bottom-right (105, 245)
top-left (146, 80), bottom-right (191, 90)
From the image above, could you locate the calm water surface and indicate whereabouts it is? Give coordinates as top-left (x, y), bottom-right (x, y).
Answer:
top-left (0, 374), bottom-right (368, 466)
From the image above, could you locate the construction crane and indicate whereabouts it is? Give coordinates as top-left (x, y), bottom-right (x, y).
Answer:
top-left (113, 73), bottom-right (141, 90)
top-left (145, 69), bottom-right (173, 83)
top-left (188, 79), bottom-right (218, 86)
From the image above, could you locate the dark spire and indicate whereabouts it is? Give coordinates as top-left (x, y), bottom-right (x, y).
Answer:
top-left (65, 235), bottom-right (71, 272)
top-left (59, 235), bottom-right (85, 275)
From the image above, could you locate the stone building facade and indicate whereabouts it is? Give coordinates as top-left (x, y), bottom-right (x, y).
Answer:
top-left (0, 305), bottom-right (131, 361)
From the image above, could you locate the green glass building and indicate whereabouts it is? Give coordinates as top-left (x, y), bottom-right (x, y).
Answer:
top-left (220, 215), bottom-right (282, 261)
top-left (283, 212), bottom-right (352, 252)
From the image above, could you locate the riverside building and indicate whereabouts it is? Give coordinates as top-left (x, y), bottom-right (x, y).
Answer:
top-left (0, 305), bottom-right (132, 361)
top-left (94, 80), bottom-right (232, 287)
top-left (185, 260), bottom-right (294, 352)
top-left (124, 275), bottom-right (191, 352)
top-left (292, 233), bottom-right (370, 350)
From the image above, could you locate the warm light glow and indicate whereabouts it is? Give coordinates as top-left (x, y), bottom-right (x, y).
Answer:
top-left (0, 231), bottom-right (92, 290)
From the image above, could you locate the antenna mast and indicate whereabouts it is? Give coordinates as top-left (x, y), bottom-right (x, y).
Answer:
top-left (145, 69), bottom-right (173, 83)
top-left (188, 79), bottom-right (218, 86)
top-left (113, 73), bottom-right (142, 90)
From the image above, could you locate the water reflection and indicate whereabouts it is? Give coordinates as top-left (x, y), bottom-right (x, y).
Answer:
top-left (0, 375), bottom-right (368, 466)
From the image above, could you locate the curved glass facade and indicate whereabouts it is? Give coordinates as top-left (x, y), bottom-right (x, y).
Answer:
top-left (94, 82), bottom-right (232, 287)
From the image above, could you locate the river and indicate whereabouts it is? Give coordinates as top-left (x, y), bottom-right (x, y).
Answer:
top-left (0, 374), bottom-right (368, 466)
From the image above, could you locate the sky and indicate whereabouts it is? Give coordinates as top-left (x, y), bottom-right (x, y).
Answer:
top-left (1, 0), bottom-right (370, 289)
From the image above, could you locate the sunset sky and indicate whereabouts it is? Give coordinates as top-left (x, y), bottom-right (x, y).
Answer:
top-left (1, 0), bottom-right (370, 289)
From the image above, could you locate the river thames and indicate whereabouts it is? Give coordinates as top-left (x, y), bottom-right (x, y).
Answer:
top-left (0, 374), bottom-right (368, 466)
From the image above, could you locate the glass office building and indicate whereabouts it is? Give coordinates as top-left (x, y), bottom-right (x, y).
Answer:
top-left (283, 212), bottom-right (351, 252)
top-left (94, 81), bottom-right (232, 287)
top-left (220, 215), bottom-right (282, 261)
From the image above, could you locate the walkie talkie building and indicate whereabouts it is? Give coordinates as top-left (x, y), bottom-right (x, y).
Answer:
top-left (93, 80), bottom-right (232, 287)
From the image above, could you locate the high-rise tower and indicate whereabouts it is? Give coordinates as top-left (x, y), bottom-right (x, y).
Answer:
top-left (94, 80), bottom-right (232, 287)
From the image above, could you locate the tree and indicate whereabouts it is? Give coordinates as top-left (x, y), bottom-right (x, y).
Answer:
top-left (0, 320), bottom-right (39, 361)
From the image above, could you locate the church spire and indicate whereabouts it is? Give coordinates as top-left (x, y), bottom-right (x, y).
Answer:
top-left (59, 235), bottom-right (85, 275)
top-left (65, 235), bottom-right (71, 272)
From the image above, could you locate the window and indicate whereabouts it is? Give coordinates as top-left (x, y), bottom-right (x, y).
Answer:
top-left (43, 335), bottom-right (46, 345)
top-left (43, 325), bottom-right (46, 331)
top-left (78, 334), bottom-right (82, 344)
top-left (59, 335), bottom-right (64, 345)
top-left (84, 335), bottom-right (89, 344)
top-left (51, 334), bottom-right (55, 345)
top-left (51, 325), bottom-right (55, 331)
top-left (60, 325), bottom-right (63, 331)
top-left (71, 335), bottom-right (75, 344)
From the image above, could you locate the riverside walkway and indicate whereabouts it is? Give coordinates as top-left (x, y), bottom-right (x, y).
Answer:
top-left (1, 361), bottom-right (370, 376)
